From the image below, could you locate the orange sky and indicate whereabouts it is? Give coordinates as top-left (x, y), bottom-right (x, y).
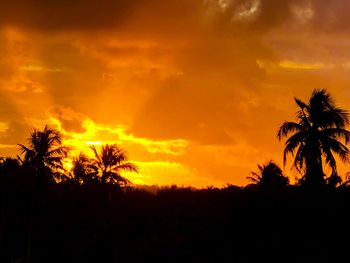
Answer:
top-left (1, 0), bottom-right (350, 187)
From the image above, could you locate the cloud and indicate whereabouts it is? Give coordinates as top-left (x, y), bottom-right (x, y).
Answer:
top-left (0, 0), bottom-right (348, 36)
top-left (0, 120), bottom-right (32, 157)
top-left (1, 1), bottom-right (350, 186)
top-left (0, 0), bottom-right (204, 36)
top-left (20, 65), bottom-right (66, 72)
top-left (257, 59), bottom-right (338, 72)
top-left (48, 105), bottom-right (86, 133)
top-left (40, 107), bottom-right (189, 157)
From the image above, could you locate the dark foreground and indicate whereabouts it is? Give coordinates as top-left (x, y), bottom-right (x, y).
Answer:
top-left (1, 180), bottom-right (350, 263)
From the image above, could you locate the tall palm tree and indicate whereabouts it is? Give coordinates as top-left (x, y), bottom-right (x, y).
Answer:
top-left (247, 161), bottom-right (289, 188)
top-left (18, 125), bottom-right (68, 183)
top-left (278, 89), bottom-right (350, 187)
top-left (90, 144), bottom-right (138, 186)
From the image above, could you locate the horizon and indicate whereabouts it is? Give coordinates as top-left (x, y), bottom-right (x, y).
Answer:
top-left (1, 0), bottom-right (350, 187)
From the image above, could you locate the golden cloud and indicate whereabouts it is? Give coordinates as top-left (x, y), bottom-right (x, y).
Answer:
top-left (1, 1), bottom-right (350, 187)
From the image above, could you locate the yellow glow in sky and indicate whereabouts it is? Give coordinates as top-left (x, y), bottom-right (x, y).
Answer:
top-left (1, 1), bottom-right (350, 187)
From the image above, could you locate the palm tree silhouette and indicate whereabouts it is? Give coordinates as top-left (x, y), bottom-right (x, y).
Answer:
top-left (71, 153), bottom-right (98, 185)
top-left (247, 161), bottom-right (289, 188)
top-left (17, 126), bottom-right (67, 263)
top-left (18, 125), bottom-right (67, 183)
top-left (278, 89), bottom-right (350, 187)
top-left (90, 144), bottom-right (138, 186)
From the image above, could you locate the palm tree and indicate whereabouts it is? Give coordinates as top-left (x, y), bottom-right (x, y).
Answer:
top-left (18, 125), bottom-right (68, 183)
top-left (18, 125), bottom-right (67, 263)
top-left (70, 153), bottom-right (98, 185)
top-left (90, 144), bottom-right (138, 186)
top-left (278, 89), bottom-right (350, 187)
top-left (247, 161), bottom-right (289, 188)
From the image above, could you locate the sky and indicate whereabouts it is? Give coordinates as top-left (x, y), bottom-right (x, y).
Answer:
top-left (1, 0), bottom-right (350, 187)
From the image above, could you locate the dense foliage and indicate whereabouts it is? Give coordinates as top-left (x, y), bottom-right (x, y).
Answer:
top-left (0, 181), bottom-right (350, 262)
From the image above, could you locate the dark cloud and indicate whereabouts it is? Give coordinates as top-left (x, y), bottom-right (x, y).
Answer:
top-left (310, 0), bottom-right (350, 32)
top-left (0, 0), bottom-right (203, 35)
top-left (0, 0), bottom-right (350, 41)
top-left (211, 0), bottom-right (350, 34)
top-left (0, 0), bottom-right (349, 35)
top-left (0, 0), bottom-right (129, 30)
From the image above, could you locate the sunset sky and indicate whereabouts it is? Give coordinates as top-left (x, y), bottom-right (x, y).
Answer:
top-left (1, 0), bottom-right (350, 187)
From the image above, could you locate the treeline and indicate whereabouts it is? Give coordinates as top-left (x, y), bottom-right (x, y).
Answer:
top-left (1, 181), bottom-right (350, 262)
top-left (0, 125), bottom-right (138, 187)
top-left (1, 89), bottom-right (350, 262)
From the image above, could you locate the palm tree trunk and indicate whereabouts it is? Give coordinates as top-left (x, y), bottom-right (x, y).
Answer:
top-left (305, 149), bottom-right (325, 187)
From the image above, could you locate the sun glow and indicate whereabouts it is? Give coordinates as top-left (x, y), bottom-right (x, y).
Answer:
top-left (63, 158), bottom-right (73, 172)
top-left (41, 113), bottom-right (197, 185)
top-left (85, 141), bottom-right (103, 146)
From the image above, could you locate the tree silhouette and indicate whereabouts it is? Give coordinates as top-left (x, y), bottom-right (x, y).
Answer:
top-left (70, 153), bottom-right (98, 185)
top-left (278, 89), bottom-right (350, 187)
top-left (0, 157), bottom-right (22, 177)
top-left (90, 144), bottom-right (138, 186)
top-left (247, 161), bottom-right (289, 188)
top-left (18, 125), bottom-right (68, 183)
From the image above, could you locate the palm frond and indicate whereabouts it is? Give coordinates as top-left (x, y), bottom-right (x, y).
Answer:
top-left (110, 172), bottom-right (132, 186)
top-left (294, 97), bottom-right (309, 110)
top-left (309, 89), bottom-right (331, 108)
top-left (277, 121), bottom-right (303, 140)
top-left (322, 128), bottom-right (350, 144)
top-left (114, 162), bottom-right (139, 173)
top-left (47, 146), bottom-right (68, 157)
top-left (322, 145), bottom-right (337, 175)
top-left (326, 138), bottom-right (350, 163)
top-left (283, 131), bottom-right (306, 165)
top-left (46, 156), bottom-right (64, 164)
top-left (246, 176), bottom-right (260, 183)
top-left (320, 107), bottom-right (349, 128)
top-left (91, 145), bottom-right (101, 161)
top-left (17, 144), bottom-right (32, 155)
top-left (293, 144), bottom-right (305, 173)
